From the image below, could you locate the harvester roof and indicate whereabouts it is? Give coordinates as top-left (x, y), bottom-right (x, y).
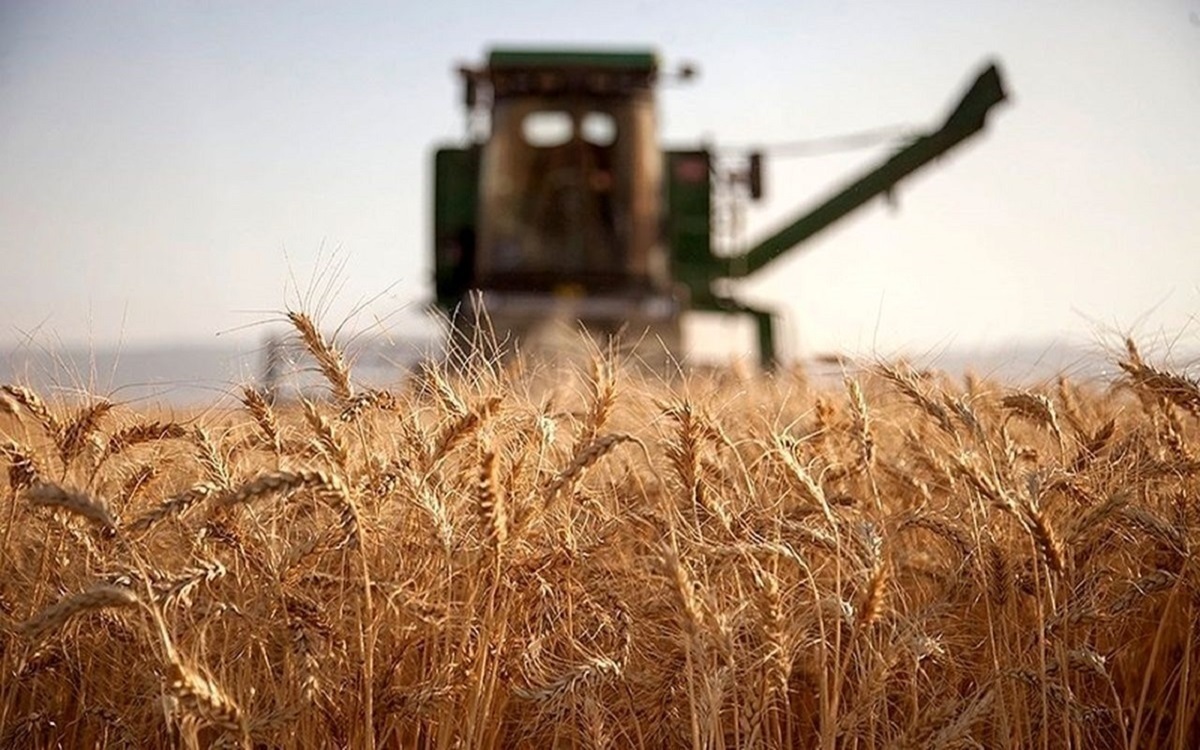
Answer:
top-left (484, 47), bottom-right (658, 98)
top-left (487, 48), bottom-right (658, 72)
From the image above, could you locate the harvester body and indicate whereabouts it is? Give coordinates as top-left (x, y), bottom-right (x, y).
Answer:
top-left (433, 48), bottom-right (1007, 367)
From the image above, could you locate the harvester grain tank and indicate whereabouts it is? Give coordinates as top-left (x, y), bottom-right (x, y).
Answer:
top-left (432, 48), bottom-right (1007, 367)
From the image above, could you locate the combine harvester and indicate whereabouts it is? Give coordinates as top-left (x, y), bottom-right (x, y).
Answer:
top-left (431, 47), bottom-right (1007, 369)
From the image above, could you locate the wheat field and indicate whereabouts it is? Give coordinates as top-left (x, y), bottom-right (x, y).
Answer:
top-left (1, 316), bottom-right (1198, 748)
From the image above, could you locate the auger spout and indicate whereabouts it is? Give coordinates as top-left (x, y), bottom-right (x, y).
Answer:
top-left (720, 61), bottom-right (1007, 280)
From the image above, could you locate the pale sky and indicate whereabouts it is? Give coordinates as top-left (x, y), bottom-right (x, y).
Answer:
top-left (1, 1), bottom-right (1198, 362)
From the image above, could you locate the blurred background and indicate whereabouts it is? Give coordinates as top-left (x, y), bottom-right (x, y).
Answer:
top-left (1, 1), bottom-right (1198, 400)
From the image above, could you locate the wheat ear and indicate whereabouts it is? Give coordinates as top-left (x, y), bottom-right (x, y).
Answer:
top-left (240, 386), bottom-right (282, 453)
top-left (1, 384), bottom-right (60, 435)
top-left (166, 658), bottom-right (247, 736)
top-left (127, 483), bottom-right (220, 533)
top-left (19, 584), bottom-right (139, 641)
top-left (477, 446), bottom-right (508, 554)
top-left (25, 482), bottom-right (118, 531)
top-left (56, 400), bottom-right (114, 468)
top-left (103, 421), bottom-right (189, 461)
top-left (544, 432), bottom-right (639, 506)
top-left (1, 439), bottom-right (41, 491)
top-left (302, 397), bottom-right (349, 472)
top-left (287, 310), bottom-right (354, 404)
top-left (222, 470), bottom-right (359, 548)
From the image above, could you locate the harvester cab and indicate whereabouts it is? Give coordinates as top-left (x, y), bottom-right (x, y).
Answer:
top-left (434, 49), bottom-right (681, 363)
top-left (432, 48), bottom-right (1008, 368)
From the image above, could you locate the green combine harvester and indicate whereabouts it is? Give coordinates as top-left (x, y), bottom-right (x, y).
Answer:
top-left (432, 48), bottom-right (1007, 368)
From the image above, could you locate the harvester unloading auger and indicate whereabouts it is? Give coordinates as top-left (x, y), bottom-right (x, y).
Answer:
top-left (432, 48), bottom-right (1007, 368)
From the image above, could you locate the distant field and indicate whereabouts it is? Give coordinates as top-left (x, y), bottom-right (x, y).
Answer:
top-left (0, 335), bottom-right (1121, 407)
top-left (2, 315), bottom-right (1198, 748)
